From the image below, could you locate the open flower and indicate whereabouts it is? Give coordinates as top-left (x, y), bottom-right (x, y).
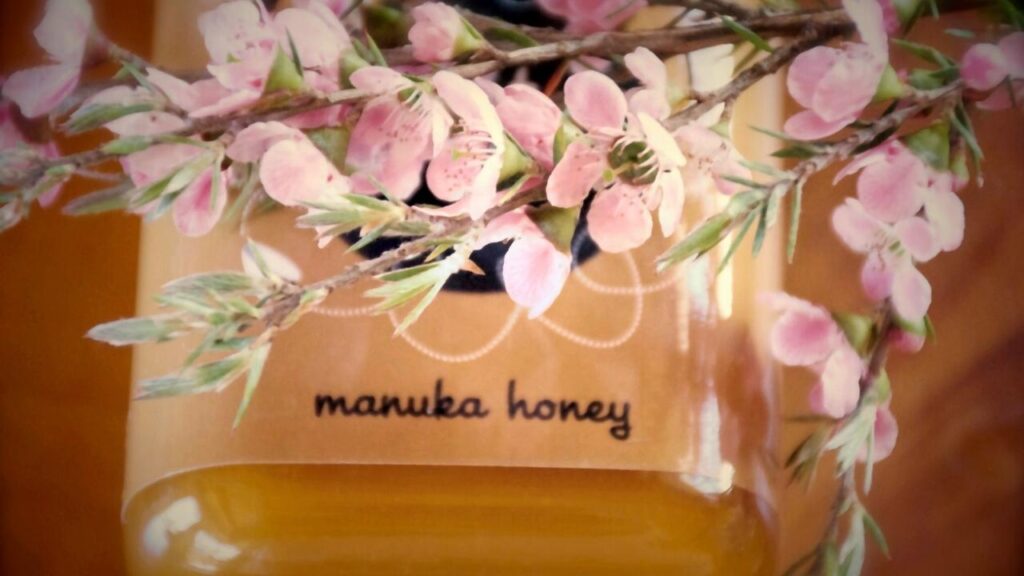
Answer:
top-left (768, 293), bottom-right (864, 419)
top-left (409, 2), bottom-right (484, 63)
top-left (424, 72), bottom-right (506, 219)
top-left (784, 0), bottom-right (889, 140)
top-left (546, 71), bottom-right (686, 252)
top-left (535, 0), bottom-right (647, 34)
top-left (2, 0), bottom-right (96, 118)
top-left (673, 123), bottom-right (750, 197)
top-left (960, 32), bottom-right (1024, 111)
top-left (623, 46), bottom-right (734, 123)
top-left (477, 209), bottom-right (571, 318)
top-left (345, 67), bottom-right (452, 200)
top-left (228, 120), bottom-right (351, 207)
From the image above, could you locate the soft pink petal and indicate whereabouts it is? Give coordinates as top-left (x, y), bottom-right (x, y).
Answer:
top-left (812, 345), bottom-right (863, 418)
top-left (832, 198), bottom-right (887, 253)
top-left (122, 143), bottom-right (204, 187)
top-left (891, 262), bottom-right (931, 321)
top-left (227, 121), bottom-right (305, 162)
top-left (503, 236), bottom-right (572, 318)
top-left (425, 148), bottom-right (501, 219)
top-left (843, 0), bottom-right (888, 54)
top-left (494, 84), bottom-right (561, 168)
top-left (624, 47), bottom-right (666, 89)
top-left (477, 209), bottom-right (536, 247)
top-left (628, 88), bottom-right (671, 121)
top-left (409, 2), bottom-right (463, 63)
top-left (2, 64), bottom-right (80, 118)
top-left (564, 70), bottom-right (627, 132)
top-left (198, 1), bottom-right (274, 65)
top-left (860, 251), bottom-right (894, 302)
top-left (346, 98), bottom-right (431, 200)
top-left (348, 66), bottom-right (410, 93)
top-left (833, 147), bottom-right (886, 184)
top-left (924, 187), bottom-right (965, 252)
top-left (888, 328), bottom-right (925, 354)
top-left (1000, 32), bottom-right (1024, 77)
top-left (811, 45), bottom-right (884, 123)
top-left (861, 406), bottom-right (898, 462)
top-left (172, 167), bottom-right (227, 237)
top-left (783, 109), bottom-right (852, 141)
top-left (787, 46), bottom-right (841, 109)
top-left (770, 302), bottom-right (841, 366)
top-left (35, 0), bottom-right (93, 63)
top-left (546, 139), bottom-right (607, 208)
top-left (207, 53), bottom-right (273, 94)
top-left (586, 183), bottom-right (653, 253)
top-left (260, 137), bottom-right (349, 206)
top-left (961, 43), bottom-right (1009, 92)
top-left (274, 8), bottom-right (345, 73)
top-left (894, 216), bottom-right (940, 262)
top-left (637, 112), bottom-right (685, 167)
top-left (975, 85), bottom-right (1018, 111)
top-left (433, 71), bottom-right (502, 138)
top-left (857, 142), bottom-right (927, 223)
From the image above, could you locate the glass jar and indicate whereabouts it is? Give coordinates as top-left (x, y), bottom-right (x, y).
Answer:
top-left (123, 2), bottom-right (782, 574)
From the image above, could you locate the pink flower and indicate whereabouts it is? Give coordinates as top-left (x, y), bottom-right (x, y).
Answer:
top-left (345, 67), bottom-right (452, 200)
top-left (831, 195), bottom-right (954, 321)
top-left (121, 144), bottom-right (205, 189)
top-left (2, 0), bottom-right (95, 118)
top-left (673, 123), bottom-right (750, 197)
top-left (535, 0), bottom-right (647, 34)
top-left (409, 2), bottom-right (482, 63)
top-left (424, 71), bottom-right (505, 219)
top-left (768, 293), bottom-right (864, 418)
top-left (960, 32), bottom-right (1024, 111)
top-left (784, 0), bottom-right (889, 140)
top-left (0, 99), bottom-right (65, 206)
top-left (546, 71), bottom-right (686, 252)
top-left (876, 0), bottom-right (902, 35)
top-left (477, 79), bottom-right (560, 170)
top-left (173, 167), bottom-right (229, 237)
top-left (477, 209), bottom-right (571, 317)
top-left (293, 0), bottom-right (350, 16)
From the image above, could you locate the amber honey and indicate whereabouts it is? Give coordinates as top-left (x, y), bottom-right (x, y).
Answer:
top-left (124, 2), bottom-right (783, 573)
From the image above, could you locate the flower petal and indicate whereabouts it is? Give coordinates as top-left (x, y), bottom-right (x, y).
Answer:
top-left (2, 64), bottom-right (79, 118)
top-left (783, 109), bottom-right (852, 141)
top-left (173, 168), bottom-right (228, 237)
top-left (502, 236), bottom-right (572, 318)
top-left (891, 261), bottom-right (931, 321)
top-left (260, 137), bottom-right (349, 206)
top-left (586, 183), bottom-right (653, 253)
top-left (227, 121), bottom-right (304, 163)
top-left (894, 216), bottom-right (940, 262)
top-left (770, 301), bottom-right (841, 366)
top-left (860, 250), bottom-right (894, 302)
top-left (856, 142), bottom-right (928, 223)
top-left (35, 0), bottom-right (93, 63)
top-left (564, 70), bottom-right (627, 132)
top-left (832, 198), bottom-right (887, 253)
top-left (787, 46), bottom-right (841, 109)
top-left (811, 44), bottom-right (884, 123)
top-left (624, 47), bottom-right (666, 89)
top-left (812, 345), bottom-right (863, 418)
top-left (546, 139), bottom-right (607, 208)
top-left (961, 42), bottom-right (1009, 92)
top-left (924, 187), bottom-right (965, 252)
top-left (656, 168), bottom-right (685, 237)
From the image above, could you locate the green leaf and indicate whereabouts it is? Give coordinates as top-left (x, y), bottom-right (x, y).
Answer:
top-left (903, 120), bottom-right (950, 170)
top-left (751, 201), bottom-right (768, 256)
top-left (752, 125), bottom-right (799, 142)
top-left (376, 261), bottom-right (441, 283)
top-left (832, 312), bottom-right (877, 355)
top-left (944, 28), bottom-right (974, 38)
top-left (893, 39), bottom-right (953, 67)
top-left (66, 103), bottom-right (157, 134)
top-left (787, 180), bottom-right (804, 263)
top-left (721, 16), bottom-right (773, 53)
top-left (717, 209), bottom-right (757, 274)
top-left (873, 65), bottom-right (906, 102)
top-left (264, 47), bottom-right (305, 93)
top-left (233, 343), bottom-right (271, 429)
top-left (87, 315), bottom-right (182, 346)
top-left (485, 26), bottom-right (539, 48)
top-left (101, 136), bottom-right (152, 156)
top-left (862, 508), bottom-right (891, 559)
top-left (656, 212), bottom-right (733, 271)
top-left (163, 272), bottom-right (256, 295)
top-left (772, 144), bottom-right (819, 159)
top-left (62, 183), bottom-right (133, 215)
top-left (527, 205), bottom-right (579, 253)
top-left (346, 223), bottom-right (391, 253)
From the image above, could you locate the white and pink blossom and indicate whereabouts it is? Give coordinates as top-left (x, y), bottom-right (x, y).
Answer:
top-left (961, 32), bottom-right (1024, 111)
top-left (535, 0), bottom-right (647, 34)
top-left (2, 0), bottom-right (96, 118)
top-left (546, 71), bottom-right (686, 252)
top-left (409, 2), bottom-right (482, 63)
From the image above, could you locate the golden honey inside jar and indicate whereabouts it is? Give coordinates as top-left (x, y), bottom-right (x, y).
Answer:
top-left (123, 2), bottom-right (783, 574)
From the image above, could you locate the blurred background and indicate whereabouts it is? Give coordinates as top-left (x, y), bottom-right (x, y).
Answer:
top-left (0, 1), bottom-right (1021, 574)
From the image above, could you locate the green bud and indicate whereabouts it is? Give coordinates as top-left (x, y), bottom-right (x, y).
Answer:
top-left (264, 48), bottom-right (305, 94)
top-left (832, 312), bottom-right (877, 355)
top-left (307, 126), bottom-right (351, 173)
top-left (553, 115), bottom-right (584, 164)
top-left (362, 4), bottom-right (411, 49)
top-left (499, 134), bottom-right (535, 184)
top-left (527, 205), bottom-right (579, 253)
top-left (903, 120), bottom-right (950, 170)
top-left (339, 49), bottom-right (371, 88)
top-left (873, 64), bottom-right (906, 102)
